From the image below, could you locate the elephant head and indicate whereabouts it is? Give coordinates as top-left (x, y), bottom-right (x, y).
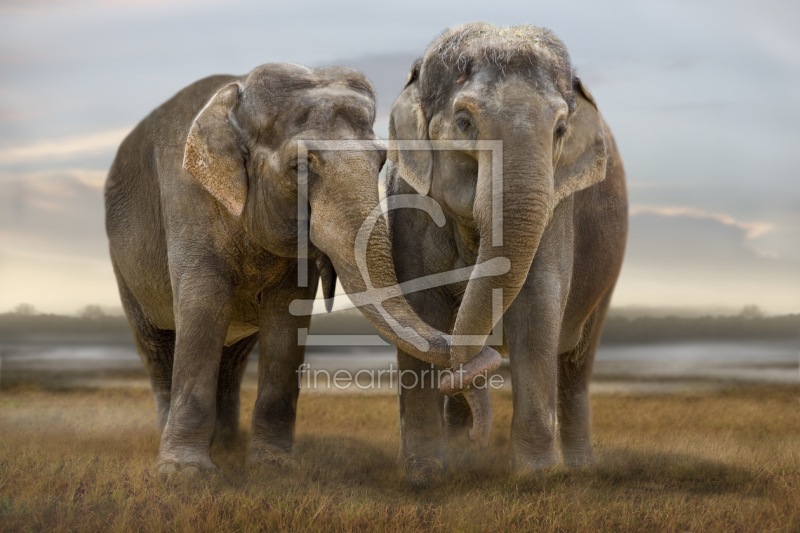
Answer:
top-left (181, 63), bottom-right (500, 382)
top-left (389, 25), bottom-right (607, 379)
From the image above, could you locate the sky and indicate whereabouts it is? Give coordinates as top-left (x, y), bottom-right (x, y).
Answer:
top-left (0, 0), bottom-right (798, 315)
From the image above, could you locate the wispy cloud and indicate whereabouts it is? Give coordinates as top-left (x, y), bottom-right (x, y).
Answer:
top-left (617, 203), bottom-right (800, 313)
top-left (0, 129), bottom-right (130, 166)
top-left (0, 169), bottom-right (108, 188)
top-left (630, 205), bottom-right (774, 239)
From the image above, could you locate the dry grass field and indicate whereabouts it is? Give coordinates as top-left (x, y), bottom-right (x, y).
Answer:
top-left (1, 385), bottom-right (799, 532)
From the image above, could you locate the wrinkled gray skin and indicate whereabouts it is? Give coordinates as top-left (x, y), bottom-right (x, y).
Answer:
top-left (105, 63), bottom-right (497, 475)
top-left (387, 24), bottom-right (628, 484)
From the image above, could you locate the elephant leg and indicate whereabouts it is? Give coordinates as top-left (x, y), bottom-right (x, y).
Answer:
top-left (506, 313), bottom-right (560, 471)
top-left (502, 204), bottom-right (573, 474)
top-left (444, 392), bottom-right (473, 440)
top-left (215, 334), bottom-right (258, 446)
top-left (505, 267), bottom-right (572, 473)
top-left (114, 265), bottom-right (174, 432)
top-left (395, 286), bottom-right (454, 487)
top-left (248, 269), bottom-right (314, 467)
top-left (156, 275), bottom-right (232, 474)
top-left (398, 348), bottom-right (447, 487)
top-left (558, 290), bottom-right (612, 467)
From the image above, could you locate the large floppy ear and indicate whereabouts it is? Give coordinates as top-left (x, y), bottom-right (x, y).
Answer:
top-left (387, 61), bottom-right (432, 196)
top-left (183, 82), bottom-right (248, 216)
top-left (553, 77), bottom-right (608, 203)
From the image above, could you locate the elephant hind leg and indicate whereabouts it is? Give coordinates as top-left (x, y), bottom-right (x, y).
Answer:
top-left (444, 392), bottom-right (473, 439)
top-left (557, 290), bottom-right (613, 467)
top-left (398, 349), bottom-right (448, 488)
top-left (215, 334), bottom-right (258, 446)
top-left (444, 391), bottom-right (481, 472)
top-left (114, 266), bottom-right (175, 433)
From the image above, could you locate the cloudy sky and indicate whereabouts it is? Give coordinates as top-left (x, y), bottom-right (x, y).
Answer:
top-left (0, 0), bottom-right (798, 315)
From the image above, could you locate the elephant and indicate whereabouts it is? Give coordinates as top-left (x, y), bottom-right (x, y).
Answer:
top-left (104, 63), bottom-right (500, 475)
top-left (386, 23), bottom-right (628, 484)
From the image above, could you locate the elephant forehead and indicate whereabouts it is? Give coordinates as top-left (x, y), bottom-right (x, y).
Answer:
top-left (298, 86), bottom-right (374, 121)
top-left (260, 88), bottom-right (372, 138)
top-left (433, 26), bottom-right (569, 73)
top-left (244, 63), bottom-right (317, 95)
top-left (432, 23), bottom-right (570, 67)
top-left (242, 66), bottom-right (374, 122)
top-left (419, 31), bottom-right (575, 117)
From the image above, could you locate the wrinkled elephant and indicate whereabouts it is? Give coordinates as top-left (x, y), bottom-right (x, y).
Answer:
top-left (105, 63), bottom-right (499, 475)
top-left (387, 24), bottom-right (628, 484)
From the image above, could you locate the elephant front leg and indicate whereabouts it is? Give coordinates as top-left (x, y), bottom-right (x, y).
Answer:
top-left (247, 275), bottom-right (313, 467)
top-left (397, 349), bottom-right (447, 487)
top-left (505, 272), bottom-right (570, 474)
top-left (157, 280), bottom-right (233, 475)
top-left (507, 344), bottom-right (559, 472)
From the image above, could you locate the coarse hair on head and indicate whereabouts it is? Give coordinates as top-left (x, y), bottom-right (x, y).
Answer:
top-left (420, 22), bottom-right (578, 114)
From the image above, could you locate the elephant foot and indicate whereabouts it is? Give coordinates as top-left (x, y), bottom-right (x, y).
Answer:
top-left (512, 450), bottom-right (559, 478)
top-left (156, 455), bottom-right (218, 479)
top-left (403, 457), bottom-right (446, 489)
top-left (246, 445), bottom-right (297, 469)
top-left (562, 444), bottom-right (595, 468)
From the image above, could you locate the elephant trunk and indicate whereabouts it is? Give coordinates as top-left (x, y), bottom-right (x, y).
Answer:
top-left (328, 213), bottom-right (453, 367)
top-left (449, 136), bottom-right (555, 368)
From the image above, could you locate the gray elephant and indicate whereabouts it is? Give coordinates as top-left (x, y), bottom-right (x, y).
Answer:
top-left (386, 24), bottom-right (628, 484)
top-left (105, 63), bottom-right (499, 475)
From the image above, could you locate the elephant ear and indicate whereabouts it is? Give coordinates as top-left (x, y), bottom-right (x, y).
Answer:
top-left (553, 77), bottom-right (608, 203)
top-left (183, 82), bottom-right (248, 216)
top-left (388, 61), bottom-right (432, 196)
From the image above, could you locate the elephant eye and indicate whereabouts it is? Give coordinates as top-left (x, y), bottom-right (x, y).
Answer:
top-left (291, 161), bottom-right (308, 174)
top-left (456, 117), bottom-right (472, 132)
top-left (554, 122), bottom-right (567, 139)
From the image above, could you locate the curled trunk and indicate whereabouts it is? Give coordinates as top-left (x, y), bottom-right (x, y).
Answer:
top-left (304, 160), bottom-right (501, 446)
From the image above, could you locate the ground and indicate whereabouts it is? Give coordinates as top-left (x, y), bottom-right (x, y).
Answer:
top-left (0, 385), bottom-right (798, 532)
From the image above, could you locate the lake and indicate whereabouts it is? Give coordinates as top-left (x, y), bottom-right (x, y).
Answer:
top-left (1, 340), bottom-right (797, 393)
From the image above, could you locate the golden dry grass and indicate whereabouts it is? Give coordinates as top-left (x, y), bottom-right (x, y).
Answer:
top-left (1, 385), bottom-right (799, 532)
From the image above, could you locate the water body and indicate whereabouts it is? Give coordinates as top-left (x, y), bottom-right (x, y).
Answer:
top-left (1, 340), bottom-right (798, 391)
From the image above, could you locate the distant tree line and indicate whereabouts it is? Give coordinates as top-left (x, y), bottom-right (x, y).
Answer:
top-left (600, 313), bottom-right (799, 344)
top-left (1, 305), bottom-right (797, 345)
top-left (0, 309), bottom-right (133, 344)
